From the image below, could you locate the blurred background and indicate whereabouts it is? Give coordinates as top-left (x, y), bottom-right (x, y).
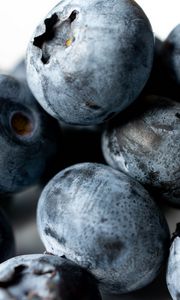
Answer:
top-left (0, 1), bottom-right (179, 299)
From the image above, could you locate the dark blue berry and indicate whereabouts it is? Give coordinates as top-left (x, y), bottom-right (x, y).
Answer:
top-left (143, 31), bottom-right (180, 102)
top-left (161, 24), bottom-right (180, 86)
top-left (0, 74), bottom-right (61, 193)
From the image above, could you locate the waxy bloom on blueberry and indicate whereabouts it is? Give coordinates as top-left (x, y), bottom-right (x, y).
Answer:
top-left (102, 95), bottom-right (180, 205)
top-left (37, 162), bottom-right (170, 294)
top-left (26, 0), bottom-right (154, 125)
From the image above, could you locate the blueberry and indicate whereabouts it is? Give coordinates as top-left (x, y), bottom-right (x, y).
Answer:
top-left (161, 24), bottom-right (180, 86)
top-left (142, 37), bottom-right (166, 97)
top-left (0, 254), bottom-right (102, 300)
top-left (0, 74), bottom-right (61, 193)
top-left (166, 224), bottom-right (180, 300)
top-left (143, 30), bottom-right (180, 102)
top-left (37, 162), bottom-right (170, 294)
top-left (0, 208), bottom-right (15, 263)
top-left (102, 95), bottom-right (180, 205)
top-left (26, 0), bottom-right (154, 125)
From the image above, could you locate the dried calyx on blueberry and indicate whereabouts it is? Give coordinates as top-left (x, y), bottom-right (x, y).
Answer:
top-left (0, 254), bottom-right (102, 300)
top-left (26, 0), bottom-right (154, 125)
top-left (166, 223), bottom-right (180, 300)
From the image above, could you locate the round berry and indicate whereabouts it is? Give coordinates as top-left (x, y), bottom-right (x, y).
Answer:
top-left (102, 95), bottom-right (180, 205)
top-left (0, 74), bottom-right (61, 193)
top-left (26, 0), bottom-right (154, 125)
top-left (37, 162), bottom-right (170, 294)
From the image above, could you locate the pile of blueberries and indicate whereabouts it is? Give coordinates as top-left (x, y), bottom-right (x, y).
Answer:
top-left (0, 0), bottom-right (179, 299)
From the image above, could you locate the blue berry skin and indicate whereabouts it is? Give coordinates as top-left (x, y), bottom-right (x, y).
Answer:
top-left (143, 38), bottom-right (166, 97)
top-left (26, 0), bottom-right (154, 125)
top-left (0, 208), bottom-right (15, 263)
top-left (0, 254), bottom-right (102, 300)
top-left (144, 31), bottom-right (180, 102)
top-left (161, 25), bottom-right (180, 86)
top-left (102, 95), bottom-right (180, 206)
top-left (37, 162), bottom-right (170, 294)
top-left (0, 74), bottom-right (61, 193)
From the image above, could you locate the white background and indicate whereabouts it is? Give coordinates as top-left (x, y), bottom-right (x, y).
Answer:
top-left (0, 0), bottom-right (179, 72)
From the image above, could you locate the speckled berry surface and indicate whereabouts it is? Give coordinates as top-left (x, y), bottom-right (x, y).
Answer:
top-left (102, 96), bottom-right (180, 205)
top-left (37, 162), bottom-right (170, 294)
top-left (26, 0), bottom-right (154, 125)
top-left (0, 254), bottom-right (102, 300)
